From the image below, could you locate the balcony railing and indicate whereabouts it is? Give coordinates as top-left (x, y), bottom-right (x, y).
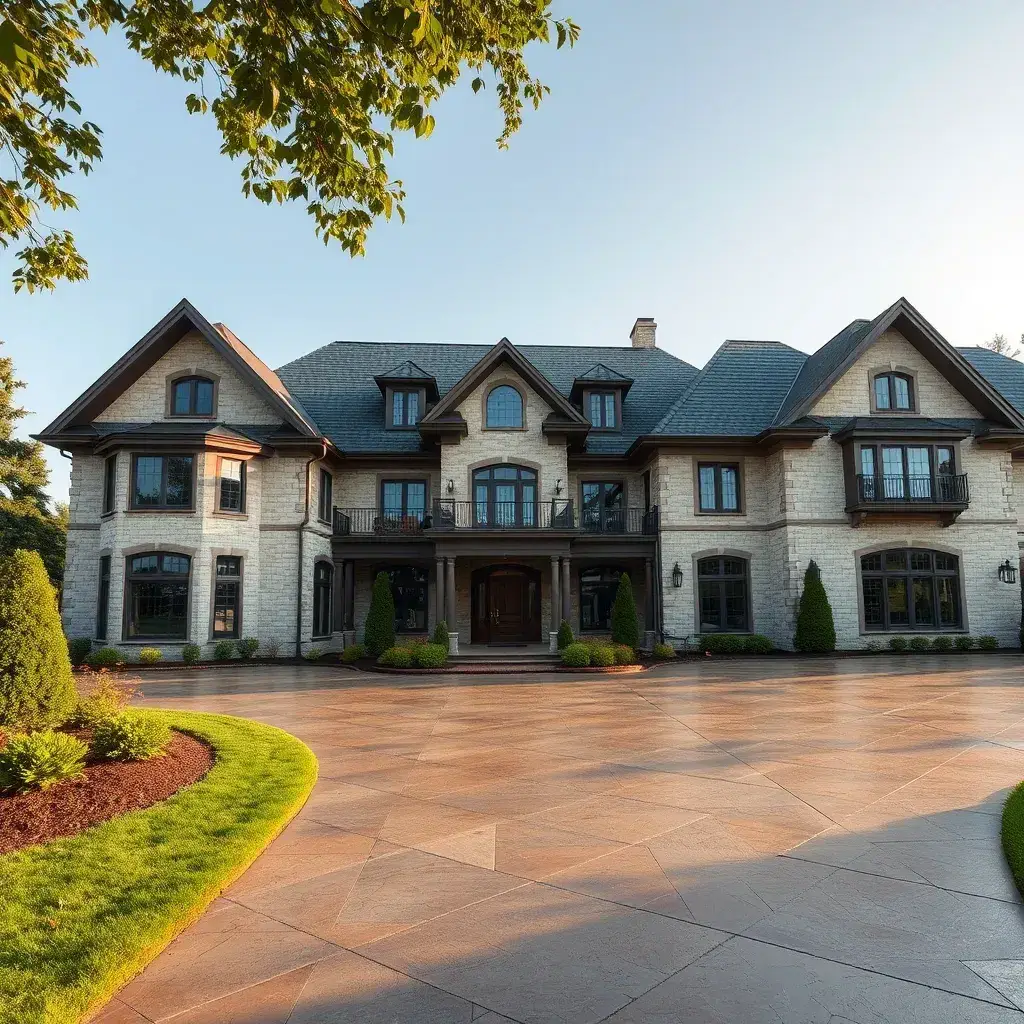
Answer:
top-left (579, 506), bottom-right (659, 535)
top-left (855, 473), bottom-right (970, 505)
top-left (431, 499), bottom-right (575, 530)
top-left (333, 507), bottom-right (426, 536)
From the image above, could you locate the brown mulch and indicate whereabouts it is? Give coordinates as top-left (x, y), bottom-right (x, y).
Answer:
top-left (0, 730), bottom-right (214, 855)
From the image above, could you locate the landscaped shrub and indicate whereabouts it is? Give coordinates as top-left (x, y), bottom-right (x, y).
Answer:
top-left (237, 637), bottom-right (260, 659)
top-left (67, 637), bottom-right (92, 668)
top-left (743, 634), bottom-right (774, 654)
top-left (0, 549), bottom-right (76, 730)
top-left (303, 647), bottom-right (323, 661)
top-left (414, 643), bottom-right (448, 669)
top-left (87, 647), bottom-right (123, 669)
top-left (432, 620), bottom-right (449, 647)
top-left (652, 642), bottom-right (676, 660)
top-left (613, 643), bottom-right (636, 665)
top-left (137, 647), bottom-right (163, 665)
top-left (92, 711), bottom-right (171, 762)
top-left (793, 560), bottom-right (836, 653)
top-left (0, 730), bottom-right (87, 792)
top-left (341, 643), bottom-right (366, 663)
top-left (954, 635), bottom-right (974, 652)
top-left (365, 571), bottom-right (396, 656)
top-left (610, 574), bottom-right (640, 649)
top-left (701, 633), bottom-right (744, 655)
top-left (182, 643), bottom-right (202, 665)
top-left (932, 635), bottom-right (953, 653)
top-left (557, 620), bottom-right (574, 650)
top-left (262, 637), bottom-right (281, 658)
top-left (590, 645), bottom-right (615, 667)
top-left (979, 635), bottom-right (999, 650)
top-left (908, 636), bottom-right (930, 652)
top-left (888, 636), bottom-right (908, 653)
top-left (378, 646), bottom-right (413, 668)
top-left (561, 642), bottom-right (591, 667)
top-left (68, 675), bottom-right (134, 727)
top-left (213, 640), bottom-right (236, 661)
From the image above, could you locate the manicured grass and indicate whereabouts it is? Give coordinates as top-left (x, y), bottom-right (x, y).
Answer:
top-left (0, 711), bottom-right (317, 1024)
top-left (1003, 779), bottom-right (1024, 899)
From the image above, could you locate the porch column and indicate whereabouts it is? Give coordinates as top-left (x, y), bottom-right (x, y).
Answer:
top-left (644, 557), bottom-right (655, 631)
top-left (445, 556), bottom-right (456, 629)
top-left (550, 556), bottom-right (561, 632)
top-left (435, 557), bottom-right (446, 627)
top-left (560, 556), bottom-right (571, 625)
top-left (333, 561), bottom-right (345, 632)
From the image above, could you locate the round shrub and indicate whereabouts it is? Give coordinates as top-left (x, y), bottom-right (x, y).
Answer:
top-left (237, 637), bottom-right (260, 659)
top-left (652, 642), bottom-right (676, 660)
top-left (613, 644), bottom-right (636, 665)
top-left (92, 711), bottom-right (171, 762)
top-left (611, 574), bottom-right (640, 649)
top-left (557, 620), bottom-right (575, 650)
top-left (743, 634), bottom-right (774, 654)
top-left (561, 642), bottom-right (591, 668)
top-left (137, 647), bottom-right (163, 665)
top-left (414, 643), bottom-right (448, 669)
top-left (432, 620), bottom-right (449, 647)
top-left (67, 637), bottom-right (93, 668)
top-left (341, 643), bottom-right (366, 663)
top-left (0, 550), bottom-right (76, 729)
top-left (932, 635), bottom-right (953, 653)
top-left (365, 571), bottom-right (396, 656)
top-left (303, 647), bottom-right (323, 661)
top-left (793, 560), bottom-right (836, 653)
top-left (908, 636), bottom-right (930, 652)
top-left (378, 646), bottom-right (413, 668)
top-left (68, 675), bottom-right (134, 727)
top-left (590, 645), bottom-right (615, 668)
top-left (213, 640), bottom-right (236, 661)
top-left (182, 643), bottom-right (202, 665)
top-left (888, 636), bottom-right (908, 653)
top-left (0, 730), bottom-right (87, 792)
top-left (702, 634), bottom-right (743, 655)
top-left (979, 635), bottom-right (999, 650)
top-left (954, 635), bottom-right (974, 652)
top-left (87, 647), bottom-right (123, 670)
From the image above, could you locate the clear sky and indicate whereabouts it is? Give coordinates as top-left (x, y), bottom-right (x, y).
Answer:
top-left (4, 0), bottom-right (1024, 501)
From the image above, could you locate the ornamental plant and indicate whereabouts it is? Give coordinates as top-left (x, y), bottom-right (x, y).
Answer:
top-left (954, 635), bottom-right (974, 652)
top-left (557, 620), bottom-right (574, 650)
top-left (87, 647), bottom-right (123, 669)
top-left (932, 635), bottom-right (953, 653)
top-left (432, 620), bottom-right (449, 647)
top-left (137, 647), bottom-right (163, 665)
top-left (378, 646), bottom-right (413, 668)
top-left (652, 643), bottom-right (676, 660)
top-left (68, 675), bottom-right (135, 727)
top-left (365, 572), bottom-right (396, 656)
top-left (213, 640), bottom-right (236, 661)
top-left (793, 560), bottom-right (837, 653)
top-left (561, 642), bottom-right (591, 668)
top-left (0, 549), bottom-right (76, 729)
top-left (613, 643), bottom-right (636, 665)
top-left (590, 645), bottom-right (615, 668)
top-left (610, 573), bottom-right (640, 649)
top-left (341, 643), bottom-right (366, 663)
top-left (67, 637), bottom-right (92, 667)
top-left (237, 637), bottom-right (260, 659)
top-left (0, 730), bottom-right (87, 792)
top-left (92, 711), bottom-right (171, 761)
top-left (889, 636), bottom-right (908, 653)
top-left (908, 636), bottom-right (930, 652)
top-left (414, 643), bottom-right (448, 669)
top-left (182, 643), bottom-right (202, 665)
top-left (743, 634), bottom-right (774, 654)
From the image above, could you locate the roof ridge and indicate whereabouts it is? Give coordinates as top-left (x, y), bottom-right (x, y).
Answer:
top-left (651, 341), bottom-right (732, 435)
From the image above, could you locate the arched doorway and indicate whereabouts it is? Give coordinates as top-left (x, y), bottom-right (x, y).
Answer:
top-left (471, 565), bottom-right (542, 644)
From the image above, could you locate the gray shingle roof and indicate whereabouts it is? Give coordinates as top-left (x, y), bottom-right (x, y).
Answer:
top-left (959, 348), bottom-right (1024, 417)
top-left (576, 363), bottom-right (631, 382)
top-left (379, 360), bottom-right (435, 380)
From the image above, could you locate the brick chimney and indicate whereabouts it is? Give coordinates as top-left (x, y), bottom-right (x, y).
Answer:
top-left (630, 317), bottom-right (657, 349)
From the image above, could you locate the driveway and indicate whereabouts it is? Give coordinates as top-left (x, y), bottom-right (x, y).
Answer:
top-left (97, 657), bottom-right (1024, 1023)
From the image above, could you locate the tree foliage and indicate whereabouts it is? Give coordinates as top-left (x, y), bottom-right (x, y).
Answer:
top-left (985, 333), bottom-right (1022, 360)
top-left (364, 570), bottom-right (395, 656)
top-left (793, 559), bottom-right (836, 654)
top-left (610, 572), bottom-right (639, 649)
top-left (0, 1), bottom-right (579, 291)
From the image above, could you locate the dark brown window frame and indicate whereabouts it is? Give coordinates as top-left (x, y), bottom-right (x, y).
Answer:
top-left (583, 389), bottom-right (621, 431)
top-left (387, 387), bottom-right (426, 429)
top-left (695, 461), bottom-right (743, 514)
top-left (871, 371), bottom-right (916, 413)
top-left (580, 479), bottom-right (626, 533)
top-left (482, 382), bottom-right (526, 431)
top-left (217, 457), bottom-right (247, 514)
top-left (318, 468), bottom-right (333, 524)
top-left (102, 454), bottom-right (117, 516)
top-left (123, 551), bottom-right (192, 641)
top-left (312, 559), bottom-right (334, 639)
top-left (169, 375), bottom-right (217, 417)
top-left (695, 553), bottom-right (752, 634)
top-left (380, 479), bottom-right (429, 521)
top-left (212, 555), bottom-right (243, 639)
top-left (129, 453), bottom-right (196, 511)
top-left (856, 442), bottom-right (958, 501)
top-left (859, 547), bottom-right (963, 632)
top-left (96, 554), bottom-right (111, 640)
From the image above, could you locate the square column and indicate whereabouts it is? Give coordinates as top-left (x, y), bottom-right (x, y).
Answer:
top-left (550, 556), bottom-right (561, 633)
top-left (445, 556), bottom-right (456, 629)
top-left (436, 557), bottom-right (446, 627)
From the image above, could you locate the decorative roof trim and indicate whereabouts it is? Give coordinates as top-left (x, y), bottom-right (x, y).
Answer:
top-left (569, 364), bottom-right (634, 403)
top-left (373, 360), bottom-right (439, 400)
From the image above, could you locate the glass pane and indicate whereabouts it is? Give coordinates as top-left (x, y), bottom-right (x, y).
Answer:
top-left (936, 447), bottom-right (953, 474)
top-left (581, 576), bottom-right (616, 631)
top-left (406, 392), bottom-right (419, 425)
top-left (214, 581), bottom-right (238, 636)
top-left (698, 557), bottom-right (720, 576)
top-left (522, 484), bottom-right (535, 525)
top-left (912, 577), bottom-right (935, 626)
top-left (874, 376), bottom-right (891, 409)
top-left (129, 581), bottom-right (188, 638)
top-left (487, 386), bottom-right (522, 427)
top-left (887, 578), bottom-right (909, 625)
top-left (882, 448), bottom-right (904, 498)
top-left (220, 459), bottom-right (242, 511)
top-left (195, 379), bottom-right (214, 415)
top-left (165, 456), bottom-right (192, 507)
top-left (698, 466), bottom-right (716, 511)
top-left (582, 483), bottom-right (601, 530)
top-left (604, 483), bottom-right (623, 509)
top-left (392, 391), bottom-right (404, 426)
top-left (909, 550), bottom-right (932, 571)
top-left (604, 393), bottom-right (616, 428)
top-left (495, 484), bottom-right (516, 525)
top-left (588, 393), bottom-right (602, 425)
top-left (134, 456), bottom-right (163, 506)
top-left (723, 580), bottom-right (747, 629)
top-left (863, 577), bottom-right (884, 627)
top-left (699, 581), bottom-right (721, 631)
top-left (722, 558), bottom-right (745, 576)
top-left (407, 482), bottom-right (426, 514)
top-left (390, 567), bottom-right (428, 632)
top-left (935, 552), bottom-right (958, 572)
top-left (131, 554), bottom-right (159, 574)
top-left (173, 381), bottom-right (191, 415)
top-left (475, 484), bottom-right (488, 525)
top-left (907, 448), bottom-right (931, 498)
top-left (937, 577), bottom-right (960, 625)
top-left (720, 467), bottom-right (738, 511)
top-left (162, 555), bottom-right (190, 574)
top-left (893, 375), bottom-right (911, 410)
top-left (860, 447), bottom-right (875, 476)
top-left (861, 552), bottom-right (882, 571)
top-left (884, 550), bottom-right (907, 571)
top-left (493, 466), bottom-right (518, 480)
top-left (216, 557), bottom-right (240, 577)
top-left (520, 468), bottom-right (536, 480)
top-left (383, 481), bottom-right (404, 517)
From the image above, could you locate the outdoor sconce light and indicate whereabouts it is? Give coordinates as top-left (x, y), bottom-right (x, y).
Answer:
top-left (446, 478), bottom-right (455, 494)
top-left (998, 559), bottom-right (1018, 584)
top-left (672, 562), bottom-right (683, 588)
top-left (555, 478), bottom-right (563, 495)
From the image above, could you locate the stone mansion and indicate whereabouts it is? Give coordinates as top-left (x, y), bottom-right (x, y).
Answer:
top-left (37, 296), bottom-right (1024, 658)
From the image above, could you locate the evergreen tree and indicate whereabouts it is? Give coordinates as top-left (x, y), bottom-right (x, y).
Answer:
top-left (610, 573), bottom-right (640, 648)
top-left (0, 549), bottom-right (76, 729)
top-left (793, 560), bottom-right (837, 653)
top-left (364, 571), bottom-right (396, 656)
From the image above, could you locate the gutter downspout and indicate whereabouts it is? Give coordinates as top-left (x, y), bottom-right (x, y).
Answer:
top-left (296, 444), bottom-right (328, 658)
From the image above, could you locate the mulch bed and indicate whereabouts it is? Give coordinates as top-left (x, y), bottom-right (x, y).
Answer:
top-left (0, 730), bottom-right (214, 855)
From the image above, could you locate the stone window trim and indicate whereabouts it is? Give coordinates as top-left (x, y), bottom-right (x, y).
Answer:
top-left (311, 556), bottom-right (334, 639)
top-left (216, 455), bottom-right (248, 516)
top-left (481, 379), bottom-right (528, 431)
top-left (385, 386), bottom-right (428, 430)
top-left (692, 457), bottom-right (745, 516)
top-left (582, 389), bottom-right (623, 432)
top-left (690, 547), bottom-right (754, 635)
top-left (121, 549), bottom-right (194, 643)
top-left (127, 452), bottom-right (198, 513)
top-left (868, 365), bottom-right (918, 415)
top-left (853, 541), bottom-right (969, 636)
top-left (165, 369), bottom-right (221, 419)
top-left (209, 550), bottom-right (246, 641)
top-left (101, 454), bottom-right (117, 518)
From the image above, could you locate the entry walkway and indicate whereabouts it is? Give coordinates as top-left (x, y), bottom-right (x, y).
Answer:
top-left (98, 657), bottom-right (1024, 1022)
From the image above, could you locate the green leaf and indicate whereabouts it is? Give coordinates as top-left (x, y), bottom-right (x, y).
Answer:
top-left (259, 80), bottom-right (280, 120)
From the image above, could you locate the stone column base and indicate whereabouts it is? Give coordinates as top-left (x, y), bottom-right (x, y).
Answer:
top-left (549, 631), bottom-right (559, 654)
top-left (342, 630), bottom-right (357, 649)
top-left (448, 632), bottom-right (460, 657)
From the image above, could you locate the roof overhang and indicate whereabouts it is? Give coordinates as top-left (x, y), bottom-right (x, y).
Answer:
top-left (568, 374), bottom-right (634, 404)
top-left (627, 424), bottom-right (829, 460)
top-left (831, 421), bottom-right (973, 444)
top-left (374, 372), bottom-right (440, 402)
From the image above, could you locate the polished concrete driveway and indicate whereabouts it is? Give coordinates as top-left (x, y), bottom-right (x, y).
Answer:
top-left (96, 657), bottom-right (1024, 1023)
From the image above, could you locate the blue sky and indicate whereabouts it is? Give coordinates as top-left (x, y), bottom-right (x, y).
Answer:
top-left (4, 0), bottom-right (1024, 500)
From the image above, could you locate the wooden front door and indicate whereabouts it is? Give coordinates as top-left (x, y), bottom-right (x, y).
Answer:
top-left (471, 566), bottom-right (542, 644)
top-left (491, 573), bottom-right (526, 642)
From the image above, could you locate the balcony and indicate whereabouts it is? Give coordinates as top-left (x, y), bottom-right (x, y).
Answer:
top-left (579, 506), bottom-right (659, 536)
top-left (849, 473), bottom-right (970, 524)
top-left (430, 499), bottom-right (575, 531)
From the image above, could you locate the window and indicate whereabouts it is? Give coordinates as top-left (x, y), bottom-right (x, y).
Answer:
top-left (873, 372), bottom-right (914, 412)
top-left (485, 385), bottom-right (524, 428)
top-left (858, 444), bottom-right (958, 501)
top-left (581, 481), bottom-right (624, 533)
top-left (386, 566), bottom-right (429, 633)
top-left (218, 459), bottom-right (246, 513)
top-left (96, 555), bottom-right (111, 640)
top-left (213, 556), bottom-right (241, 638)
top-left (587, 391), bottom-right (617, 429)
top-left (102, 455), bottom-right (117, 515)
top-left (391, 390), bottom-right (421, 427)
top-left (126, 552), bottom-right (190, 639)
top-left (381, 480), bottom-right (427, 526)
top-left (580, 567), bottom-right (624, 632)
top-left (697, 556), bottom-right (749, 632)
top-left (312, 561), bottom-right (333, 638)
top-left (473, 464), bottom-right (537, 526)
top-left (171, 376), bottom-right (215, 416)
top-left (697, 462), bottom-right (741, 513)
top-left (318, 468), bottom-right (333, 523)
top-left (131, 455), bottom-right (194, 509)
top-left (861, 548), bottom-right (961, 631)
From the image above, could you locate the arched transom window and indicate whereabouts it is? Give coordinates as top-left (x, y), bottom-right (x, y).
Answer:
top-left (485, 385), bottom-right (524, 428)
top-left (473, 464), bottom-right (536, 526)
top-left (860, 548), bottom-right (961, 631)
top-left (873, 372), bottom-right (913, 412)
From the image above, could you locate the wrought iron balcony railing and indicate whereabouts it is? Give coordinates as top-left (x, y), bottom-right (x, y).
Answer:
top-left (854, 473), bottom-right (969, 506)
top-left (430, 499), bottom-right (575, 530)
top-left (579, 506), bottom-right (659, 535)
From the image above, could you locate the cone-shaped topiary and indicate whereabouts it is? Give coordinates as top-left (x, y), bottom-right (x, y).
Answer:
top-left (364, 571), bottom-right (396, 656)
top-left (557, 619), bottom-right (574, 650)
top-left (793, 559), bottom-right (836, 653)
top-left (432, 619), bottom-right (449, 647)
top-left (0, 549), bottom-right (76, 729)
top-left (610, 573), bottom-right (640, 649)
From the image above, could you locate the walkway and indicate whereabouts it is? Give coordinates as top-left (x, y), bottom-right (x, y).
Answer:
top-left (97, 656), bottom-right (1024, 1023)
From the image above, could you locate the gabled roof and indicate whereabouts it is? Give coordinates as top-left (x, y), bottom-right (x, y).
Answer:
top-left (373, 359), bottom-right (439, 400)
top-left (578, 363), bottom-right (631, 382)
top-left (36, 299), bottom-right (321, 441)
top-left (570, 363), bottom-right (634, 403)
top-left (959, 347), bottom-right (1024, 418)
top-left (381, 359), bottom-right (434, 380)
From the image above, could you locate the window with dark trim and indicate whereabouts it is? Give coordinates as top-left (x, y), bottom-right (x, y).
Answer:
top-left (697, 556), bottom-right (749, 632)
top-left (873, 372), bottom-right (914, 412)
top-left (171, 376), bottom-right (215, 416)
top-left (858, 444), bottom-right (956, 501)
top-left (130, 454), bottom-right (194, 510)
top-left (96, 555), bottom-right (111, 640)
top-left (381, 480), bottom-right (427, 524)
top-left (472, 464), bottom-right (537, 526)
top-left (586, 391), bottom-right (617, 429)
top-left (697, 463), bottom-right (741, 513)
top-left (861, 548), bottom-right (961, 631)
top-left (102, 455), bottom-right (117, 515)
top-left (318, 468), bottom-right (333, 522)
top-left (219, 459), bottom-right (246, 513)
top-left (485, 385), bottom-right (524, 428)
top-left (312, 561), bottom-right (333, 638)
top-left (213, 556), bottom-right (241, 638)
top-left (581, 481), bottom-right (624, 533)
top-left (126, 552), bottom-right (190, 639)
top-left (580, 567), bottom-right (624, 632)
top-left (385, 565), bottom-right (429, 633)
top-left (391, 389), bottom-right (421, 427)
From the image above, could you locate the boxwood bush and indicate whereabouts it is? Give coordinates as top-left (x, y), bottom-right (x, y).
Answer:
top-left (87, 647), bottom-right (123, 670)
top-left (413, 643), bottom-right (448, 669)
top-left (561, 642), bottom-right (591, 667)
top-left (979, 635), bottom-right (999, 650)
top-left (182, 643), bottom-right (202, 665)
top-left (213, 640), bottom-right (236, 661)
top-left (908, 636), bottom-right (930, 652)
top-left (302, 647), bottom-right (323, 661)
top-left (590, 645), bottom-right (615, 667)
top-left (237, 637), bottom-right (260, 659)
top-left (137, 647), bottom-right (163, 665)
top-left (701, 633), bottom-right (744, 655)
top-left (888, 636), bottom-right (908, 653)
top-left (652, 642), bottom-right (676, 660)
top-left (92, 711), bottom-right (171, 762)
top-left (340, 643), bottom-right (366, 663)
top-left (932, 635), bottom-right (953, 652)
top-left (0, 730), bottom-right (87, 792)
top-left (67, 637), bottom-right (93, 668)
top-left (743, 634), bottom-right (774, 654)
top-left (378, 646), bottom-right (413, 668)
top-left (954, 635), bottom-right (974, 651)
top-left (613, 643), bottom-right (636, 665)
top-left (557, 620), bottom-right (574, 650)
top-left (432, 620), bottom-right (449, 647)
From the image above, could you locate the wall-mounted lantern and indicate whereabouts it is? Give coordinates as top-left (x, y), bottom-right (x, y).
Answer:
top-left (555, 478), bottom-right (563, 495)
top-left (672, 562), bottom-right (683, 588)
top-left (446, 478), bottom-right (455, 494)
top-left (998, 558), bottom-right (1018, 584)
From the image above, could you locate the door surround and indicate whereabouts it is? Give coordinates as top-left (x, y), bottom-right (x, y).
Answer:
top-left (470, 564), bottom-right (542, 644)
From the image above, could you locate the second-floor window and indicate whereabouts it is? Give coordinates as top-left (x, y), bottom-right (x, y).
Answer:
top-left (697, 462), bottom-right (741, 513)
top-left (171, 376), bottom-right (214, 416)
top-left (131, 454), bottom-right (194, 510)
top-left (219, 459), bottom-right (246, 513)
top-left (873, 372), bottom-right (913, 412)
top-left (382, 480), bottom-right (427, 523)
top-left (587, 392), bottom-right (617, 429)
top-left (859, 444), bottom-right (955, 500)
top-left (318, 468), bottom-right (333, 522)
top-left (392, 390), bottom-right (421, 426)
top-left (102, 455), bottom-right (117, 515)
top-left (581, 481), bottom-right (624, 533)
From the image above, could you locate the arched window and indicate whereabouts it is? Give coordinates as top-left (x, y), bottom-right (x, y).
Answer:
top-left (872, 372), bottom-right (913, 412)
top-left (171, 376), bottom-right (215, 416)
top-left (473, 464), bottom-right (537, 526)
top-left (580, 567), bottom-right (624, 632)
top-left (697, 555), bottom-right (749, 633)
top-left (312, 561), bottom-right (333, 639)
top-left (126, 552), bottom-right (191, 639)
top-left (485, 385), bottom-right (524, 428)
top-left (860, 548), bottom-right (961, 631)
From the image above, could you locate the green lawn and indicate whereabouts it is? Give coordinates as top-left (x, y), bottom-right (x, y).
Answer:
top-left (0, 711), bottom-right (317, 1024)
top-left (1004, 779), bottom-right (1024, 899)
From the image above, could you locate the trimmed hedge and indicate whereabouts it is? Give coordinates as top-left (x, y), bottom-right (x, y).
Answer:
top-left (213, 640), bottom-right (236, 661)
top-left (1003, 780), bottom-right (1024, 900)
top-left (793, 560), bottom-right (836, 653)
top-left (432, 620), bottom-right (449, 647)
top-left (87, 648), bottom-right (122, 670)
top-left (610, 574), bottom-right (640, 649)
top-left (237, 637), bottom-right (260, 659)
top-left (613, 644), bottom-right (636, 666)
top-left (378, 646), bottom-right (413, 668)
top-left (365, 572), bottom-right (396, 656)
top-left (743, 634), bottom-right (774, 654)
top-left (979, 635), bottom-right (999, 650)
top-left (954, 635), bottom-right (974, 651)
top-left (561, 642), bottom-right (591, 667)
top-left (137, 648), bottom-right (162, 665)
top-left (182, 644), bottom-right (202, 666)
top-left (932, 635), bottom-right (952, 652)
top-left (340, 643), bottom-right (366, 663)
top-left (67, 638), bottom-right (92, 668)
top-left (590, 645), bottom-right (615, 667)
top-left (908, 636), bottom-right (930, 652)
top-left (888, 636), bottom-right (908, 653)
top-left (652, 643), bottom-right (675, 660)
top-left (413, 643), bottom-right (448, 669)
top-left (701, 633), bottom-right (744, 655)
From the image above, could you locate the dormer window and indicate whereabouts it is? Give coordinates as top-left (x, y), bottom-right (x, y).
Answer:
top-left (171, 376), bottom-right (215, 416)
top-left (587, 391), bottom-right (618, 429)
top-left (392, 389), bottom-right (421, 427)
top-left (873, 372), bottom-right (913, 412)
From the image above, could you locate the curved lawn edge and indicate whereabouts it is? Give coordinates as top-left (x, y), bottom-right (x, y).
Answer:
top-left (0, 711), bottom-right (318, 1024)
top-left (1003, 779), bottom-right (1024, 899)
